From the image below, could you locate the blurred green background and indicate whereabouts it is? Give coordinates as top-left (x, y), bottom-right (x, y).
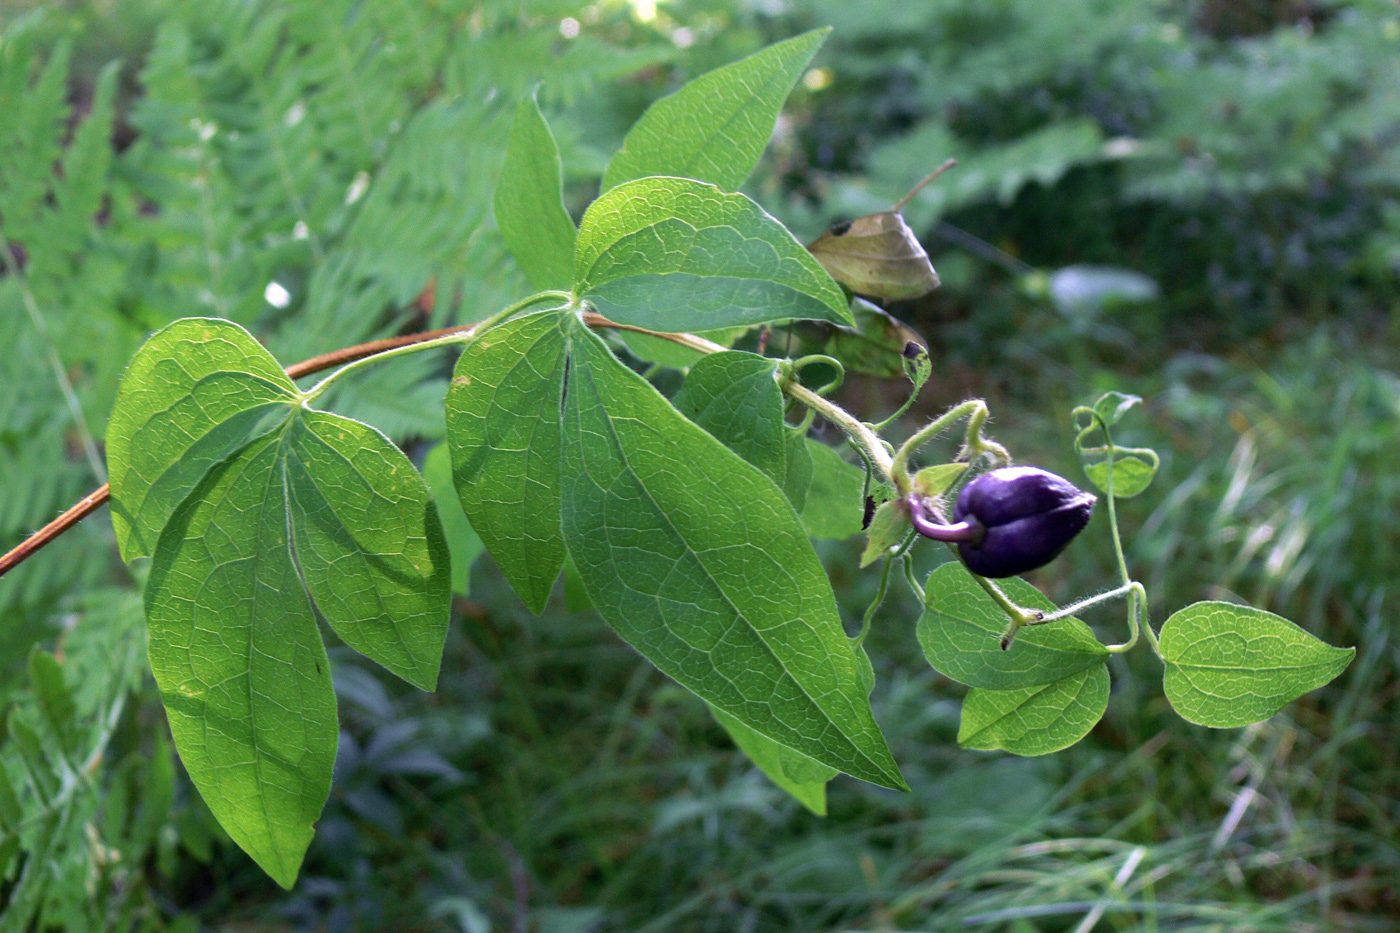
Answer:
top-left (1, 0), bottom-right (1398, 929)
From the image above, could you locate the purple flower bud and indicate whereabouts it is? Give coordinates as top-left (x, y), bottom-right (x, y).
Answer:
top-left (952, 466), bottom-right (1096, 578)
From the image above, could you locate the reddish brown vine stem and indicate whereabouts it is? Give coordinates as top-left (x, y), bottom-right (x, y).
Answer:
top-left (0, 321), bottom-right (483, 581)
top-left (0, 314), bottom-right (713, 582)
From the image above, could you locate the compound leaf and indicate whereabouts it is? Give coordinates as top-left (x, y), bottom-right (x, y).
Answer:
top-left (576, 176), bottom-right (853, 332)
top-left (560, 324), bottom-right (904, 790)
top-left (959, 664), bottom-right (1109, 756)
top-left (107, 318), bottom-right (298, 561)
top-left (917, 563), bottom-right (1107, 689)
top-left (1160, 602), bottom-right (1354, 728)
top-left (602, 28), bottom-right (828, 193)
top-left (445, 310), bottom-right (569, 613)
top-left (143, 403), bottom-right (450, 886)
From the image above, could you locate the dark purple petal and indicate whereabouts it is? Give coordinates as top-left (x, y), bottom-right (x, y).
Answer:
top-left (952, 466), bottom-right (1096, 578)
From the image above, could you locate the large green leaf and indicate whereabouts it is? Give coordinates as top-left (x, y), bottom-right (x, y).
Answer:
top-left (145, 432), bottom-right (336, 890)
top-left (1160, 602), bottom-right (1354, 728)
top-left (576, 177), bottom-right (853, 332)
top-left (494, 92), bottom-right (576, 291)
top-left (672, 350), bottom-right (787, 486)
top-left (958, 664), bottom-right (1109, 756)
top-left (601, 28), bottom-right (829, 193)
top-left (445, 309), bottom-right (569, 613)
top-left (917, 563), bottom-right (1108, 689)
top-left (712, 705), bottom-right (836, 815)
top-left (560, 324), bottom-right (905, 790)
top-left (107, 318), bottom-right (298, 560)
top-left (143, 396), bottom-right (450, 886)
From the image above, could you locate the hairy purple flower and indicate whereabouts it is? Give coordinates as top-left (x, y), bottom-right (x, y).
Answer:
top-left (950, 466), bottom-right (1096, 578)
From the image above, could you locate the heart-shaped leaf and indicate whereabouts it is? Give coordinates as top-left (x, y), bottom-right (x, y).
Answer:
top-left (1160, 602), bottom-right (1354, 728)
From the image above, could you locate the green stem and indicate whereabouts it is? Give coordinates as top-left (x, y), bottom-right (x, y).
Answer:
top-left (1106, 583), bottom-right (1148, 655)
top-left (1037, 582), bottom-right (1137, 625)
top-left (889, 399), bottom-right (985, 492)
top-left (582, 313), bottom-right (898, 484)
top-left (853, 554), bottom-right (894, 651)
top-left (902, 553), bottom-right (924, 603)
top-left (785, 380), bottom-right (894, 481)
top-left (784, 354), bottom-right (846, 397)
top-left (968, 571), bottom-right (1043, 650)
top-left (300, 290), bottom-right (570, 403)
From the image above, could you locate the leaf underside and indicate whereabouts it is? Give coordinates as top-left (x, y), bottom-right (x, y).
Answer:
top-left (1160, 601), bottom-right (1353, 728)
top-left (959, 664), bottom-right (1110, 756)
top-left (576, 176), bottom-right (854, 332)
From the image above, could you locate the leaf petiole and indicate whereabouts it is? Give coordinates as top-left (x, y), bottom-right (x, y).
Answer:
top-left (299, 290), bottom-right (572, 404)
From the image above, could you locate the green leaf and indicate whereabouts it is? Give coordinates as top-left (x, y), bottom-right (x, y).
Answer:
top-left (560, 324), bottom-right (905, 790)
top-left (1093, 391), bottom-right (1142, 427)
top-left (446, 310), bottom-right (569, 613)
top-left (783, 428), bottom-right (813, 513)
top-left (917, 563), bottom-right (1108, 689)
top-left (959, 664), bottom-right (1109, 756)
top-left (423, 442), bottom-right (484, 597)
top-left (284, 411), bottom-right (450, 691)
top-left (494, 91), bottom-right (576, 291)
top-left (0, 765), bottom-right (20, 828)
top-left (1083, 453), bottom-right (1158, 498)
top-left (913, 462), bottom-right (967, 499)
top-left (1159, 602), bottom-right (1355, 728)
top-left (860, 499), bottom-right (908, 568)
top-left (145, 432), bottom-right (336, 890)
top-left (563, 554), bottom-right (593, 613)
top-left (576, 177), bottom-right (853, 332)
top-left (6, 710), bottom-right (56, 802)
top-left (711, 706), bottom-right (836, 815)
top-left (672, 351), bottom-right (787, 486)
top-left (144, 410), bottom-right (450, 886)
top-left (601, 28), bottom-right (829, 193)
top-left (800, 440), bottom-right (866, 540)
top-left (107, 318), bottom-right (298, 561)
